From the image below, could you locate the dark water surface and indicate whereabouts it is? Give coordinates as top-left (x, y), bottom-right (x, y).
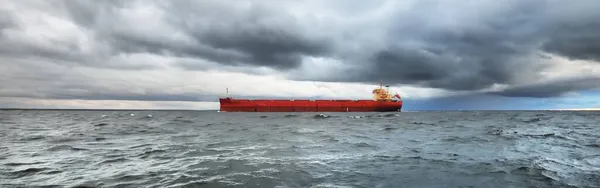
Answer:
top-left (1, 110), bottom-right (599, 188)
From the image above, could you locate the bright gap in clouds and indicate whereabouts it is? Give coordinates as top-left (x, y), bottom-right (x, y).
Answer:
top-left (0, 97), bottom-right (219, 110)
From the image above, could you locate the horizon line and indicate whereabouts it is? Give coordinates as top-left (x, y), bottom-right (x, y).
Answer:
top-left (1, 107), bottom-right (599, 111)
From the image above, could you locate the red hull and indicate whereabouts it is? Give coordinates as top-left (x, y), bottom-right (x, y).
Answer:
top-left (219, 98), bottom-right (402, 112)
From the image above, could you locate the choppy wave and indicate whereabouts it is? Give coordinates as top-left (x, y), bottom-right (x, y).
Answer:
top-left (1, 110), bottom-right (599, 187)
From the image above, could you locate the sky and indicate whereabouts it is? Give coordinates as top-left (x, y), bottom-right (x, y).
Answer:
top-left (1, 0), bottom-right (600, 110)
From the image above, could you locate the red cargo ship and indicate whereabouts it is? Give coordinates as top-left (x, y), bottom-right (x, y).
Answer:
top-left (219, 82), bottom-right (402, 112)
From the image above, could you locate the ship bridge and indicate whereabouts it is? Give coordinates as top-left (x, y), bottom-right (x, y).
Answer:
top-left (372, 82), bottom-right (401, 102)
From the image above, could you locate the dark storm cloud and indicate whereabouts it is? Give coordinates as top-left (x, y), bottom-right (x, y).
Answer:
top-left (322, 0), bottom-right (547, 89)
top-left (541, 21), bottom-right (600, 62)
top-left (172, 2), bottom-right (333, 69)
top-left (302, 0), bottom-right (600, 97)
top-left (58, 0), bottom-right (333, 70)
top-left (488, 77), bottom-right (600, 98)
top-left (358, 31), bottom-right (542, 91)
top-left (194, 25), bottom-right (331, 69)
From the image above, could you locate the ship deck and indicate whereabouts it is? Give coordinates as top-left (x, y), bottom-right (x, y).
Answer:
top-left (218, 98), bottom-right (402, 112)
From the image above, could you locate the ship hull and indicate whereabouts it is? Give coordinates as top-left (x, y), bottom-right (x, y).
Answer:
top-left (219, 98), bottom-right (402, 112)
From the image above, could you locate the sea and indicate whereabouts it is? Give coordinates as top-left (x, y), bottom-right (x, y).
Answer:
top-left (0, 110), bottom-right (599, 188)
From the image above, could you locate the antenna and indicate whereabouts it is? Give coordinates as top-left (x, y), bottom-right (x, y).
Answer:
top-left (226, 87), bottom-right (229, 97)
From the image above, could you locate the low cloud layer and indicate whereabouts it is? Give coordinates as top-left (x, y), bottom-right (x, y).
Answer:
top-left (1, 0), bottom-right (600, 109)
top-left (488, 76), bottom-right (600, 98)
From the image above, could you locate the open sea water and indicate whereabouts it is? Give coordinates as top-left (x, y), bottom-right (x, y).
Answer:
top-left (1, 110), bottom-right (599, 188)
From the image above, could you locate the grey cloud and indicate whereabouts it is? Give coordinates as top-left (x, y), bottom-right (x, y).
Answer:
top-left (292, 0), bottom-right (600, 97)
top-left (541, 22), bottom-right (600, 62)
top-left (0, 5), bottom-right (159, 70)
top-left (0, 58), bottom-right (216, 102)
top-left (195, 25), bottom-right (331, 69)
top-left (61, 0), bottom-right (126, 28)
top-left (488, 77), bottom-right (600, 98)
top-left (0, 11), bottom-right (15, 34)
top-left (0, 90), bottom-right (214, 102)
top-left (58, 0), bottom-right (334, 70)
top-left (172, 59), bottom-right (275, 76)
top-left (354, 23), bottom-right (546, 91)
top-left (298, 0), bottom-right (550, 91)
top-left (47, 93), bottom-right (215, 102)
top-left (171, 2), bottom-right (334, 69)
top-left (537, 1), bottom-right (600, 62)
top-left (0, 41), bottom-right (89, 67)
